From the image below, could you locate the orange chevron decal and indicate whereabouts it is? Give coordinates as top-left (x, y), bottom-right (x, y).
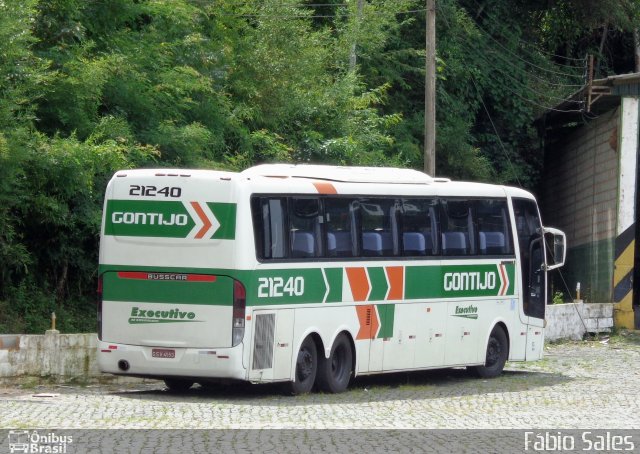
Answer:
top-left (355, 305), bottom-right (379, 340)
top-left (190, 202), bottom-right (212, 239)
top-left (346, 267), bottom-right (370, 301)
top-left (385, 266), bottom-right (404, 300)
top-left (312, 182), bottom-right (337, 194)
top-left (498, 264), bottom-right (508, 296)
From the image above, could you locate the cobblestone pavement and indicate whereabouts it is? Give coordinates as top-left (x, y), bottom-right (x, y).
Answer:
top-left (1, 334), bottom-right (639, 430)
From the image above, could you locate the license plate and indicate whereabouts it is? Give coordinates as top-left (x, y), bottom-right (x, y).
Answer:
top-left (152, 348), bottom-right (175, 359)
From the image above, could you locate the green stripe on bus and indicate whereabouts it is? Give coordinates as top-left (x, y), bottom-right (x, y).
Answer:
top-left (367, 267), bottom-right (389, 301)
top-left (506, 263), bottom-right (516, 295)
top-left (99, 262), bottom-right (516, 307)
top-left (208, 202), bottom-right (237, 239)
top-left (104, 200), bottom-right (194, 238)
top-left (103, 200), bottom-right (237, 239)
top-left (102, 272), bottom-right (233, 305)
top-left (324, 268), bottom-right (343, 303)
top-left (248, 268), bottom-right (327, 305)
top-left (405, 263), bottom-right (515, 299)
top-left (377, 304), bottom-right (395, 338)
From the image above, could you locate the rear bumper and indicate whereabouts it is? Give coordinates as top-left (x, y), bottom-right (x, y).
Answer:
top-left (97, 340), bottom-right (247, 381)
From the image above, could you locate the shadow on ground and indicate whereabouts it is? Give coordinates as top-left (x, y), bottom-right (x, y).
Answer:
top-left (112, 366), bottom-right (573, 406)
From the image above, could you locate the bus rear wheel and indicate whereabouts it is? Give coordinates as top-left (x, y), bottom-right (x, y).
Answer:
top-left (317, 333), bottom-right (353, 393)
top-left (287, 336), bottom-right (318, 395)
top-left (468, 326), bottom-right (508, 379)
top-left (164, 378), bottom-right (194, 392)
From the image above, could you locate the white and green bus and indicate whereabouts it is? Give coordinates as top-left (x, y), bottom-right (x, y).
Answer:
top-left (97, 164), bottom-right (566, 393)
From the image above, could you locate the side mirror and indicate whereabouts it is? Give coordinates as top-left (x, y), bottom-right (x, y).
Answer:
top-left (543, 227), bottom-right (566, 270)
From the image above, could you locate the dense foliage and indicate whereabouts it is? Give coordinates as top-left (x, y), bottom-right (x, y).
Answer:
top-left (1, 0), bottom-right (637, 333)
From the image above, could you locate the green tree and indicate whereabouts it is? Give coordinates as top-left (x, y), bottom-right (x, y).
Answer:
top-left (2, 0), bottom-right (639, 332)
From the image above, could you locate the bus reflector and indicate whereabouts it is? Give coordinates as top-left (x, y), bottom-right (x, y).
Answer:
top-left (232, 280), bottom-right (246, 347)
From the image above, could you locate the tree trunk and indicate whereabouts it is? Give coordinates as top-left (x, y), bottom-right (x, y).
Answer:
top-left (56, 262), bottom-right (68, 305)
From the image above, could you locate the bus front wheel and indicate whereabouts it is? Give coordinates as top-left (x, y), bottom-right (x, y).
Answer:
top-left (468, 326), bottom-right (509, 378)
top-left (317, 333), bottom-right (353, 393)
top-left (287, 336), bottom-right (318, 395)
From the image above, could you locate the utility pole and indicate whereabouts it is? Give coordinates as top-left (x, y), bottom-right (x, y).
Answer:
top-left (634, 28), bottom-right (640, 73)
top-left (349, 0), bottom-right (365, 71)
top-left (424, 0), bottom-right (436, 176)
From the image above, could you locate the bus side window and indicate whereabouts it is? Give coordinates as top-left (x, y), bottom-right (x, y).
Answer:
top-left (325, 198), bottom-right (355, 257)
top-left (400, 199), bottom-right (438, 256)
top-left (359, 199), bottom-right (397, 257)
top-left (289, 198), bottom-right (322, 258)
top-left (252, 197), bottom-right (287, 260)
top-left (475, 199), bottom-right (513, 256)
top-left (440, 199), bottom-right (474, 256)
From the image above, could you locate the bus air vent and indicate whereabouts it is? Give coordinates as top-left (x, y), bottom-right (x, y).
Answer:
top-left (252, 313), bottom-right (275, 370)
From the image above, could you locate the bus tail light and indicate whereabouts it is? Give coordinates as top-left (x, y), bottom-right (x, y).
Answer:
top-left (97, 275), bottom-right (103, 341)
top-left (232, 279), bottom-right (246, 347)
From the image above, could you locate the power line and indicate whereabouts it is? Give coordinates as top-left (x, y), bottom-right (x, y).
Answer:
top-left (443, 8), bottom-right (584, 113)
top-left (447, 0), bottom-right (585, 78)
top-left (465, 0), bottom-right (587, 63)
top-left (439, 3), bottom-right (524, 185)
top-left (470, 21), bottom-right (585, 80)
top-left (498, 82), bottom-right (584, 113)
top-left (216, 8), bottom-right (427, 19)
top-left (459, 36), bottom-right (585, 92)
top-left (458, 36), bottom-right (584, 104)
top-left (469, 75), bottom-right (522, 187)
top-left (437, 3), bottom-right (586, 88)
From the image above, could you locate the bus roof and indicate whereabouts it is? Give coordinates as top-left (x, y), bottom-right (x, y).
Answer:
top-left (109, 165), bottom-right (535, 200)
top-left (238, 164), bottom-right (535, 200)
top-left (241, 164), bottom-right (435, 184)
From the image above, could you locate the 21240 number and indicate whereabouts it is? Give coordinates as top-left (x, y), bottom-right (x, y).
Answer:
top-left (257, 277), bottom-right (304, 298)
top-left (129, 185), bottom-right (181, 198)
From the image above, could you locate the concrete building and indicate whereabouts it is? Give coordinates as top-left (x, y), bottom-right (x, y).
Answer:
top-left (537, 73), bottom-right (639, 329)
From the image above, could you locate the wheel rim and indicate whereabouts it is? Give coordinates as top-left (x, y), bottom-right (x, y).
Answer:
top-left (297, 346), bottom-right (314, 382)
top-left (486, 337), bottom-right (502, 367)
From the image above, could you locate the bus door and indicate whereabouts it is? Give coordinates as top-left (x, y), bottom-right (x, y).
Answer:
top-left (513, 199), bottom-right (546, 360)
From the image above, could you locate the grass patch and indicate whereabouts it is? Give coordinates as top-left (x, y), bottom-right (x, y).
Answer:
top-left (606, 329), bottom-right (640, 347)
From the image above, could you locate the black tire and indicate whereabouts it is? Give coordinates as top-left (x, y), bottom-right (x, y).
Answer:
top-left (164, 378), bottom-right (194, 392)
top-left (287, 336), bottom-right (318, 395)
top-left (468, 326), bottom-right (509, 378)
top-left (317, 333), bottom-right (353, 393)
